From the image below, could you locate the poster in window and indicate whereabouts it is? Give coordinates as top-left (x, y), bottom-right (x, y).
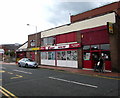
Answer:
top-left (61, 51), bottom-right (66, 60)
top-left (57, 51), bottom-right (62, 60)
top-left (67, 51), bottom-right (77, 61)
top-left (84, 53), bottom-right (90, 60)
top-left (48, 52), bottom-right (55, 60)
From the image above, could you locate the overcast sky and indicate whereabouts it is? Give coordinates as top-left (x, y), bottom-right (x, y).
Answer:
top-left (0, 0), bottom-right (118, 45)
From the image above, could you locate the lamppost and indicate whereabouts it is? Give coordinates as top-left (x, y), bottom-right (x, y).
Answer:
top-left (27, 24), bottom-right (38, 62)
top-left (27, 24), bottom-right (38, 47)
top-left (27, 24), bottom-right (37, 35)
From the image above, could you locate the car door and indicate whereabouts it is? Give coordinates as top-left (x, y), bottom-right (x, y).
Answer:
top-left (20, 58), bottom-right (26, 66)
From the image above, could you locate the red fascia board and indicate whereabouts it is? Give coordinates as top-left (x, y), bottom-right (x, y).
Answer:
top-left (40, 43), bottom-right (81, 51)
top-left (80, 25), bottom-right (107, 33)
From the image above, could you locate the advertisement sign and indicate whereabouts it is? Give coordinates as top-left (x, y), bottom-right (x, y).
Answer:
top-left (41, 43), bottom-right (81, 50)
top-left (107, 22), bottom-right (114, 34)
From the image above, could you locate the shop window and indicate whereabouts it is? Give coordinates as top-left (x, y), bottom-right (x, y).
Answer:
top-left (57, 50), bottom-right (77, 61)
top-left (41, 52), bottom-right (48, 59)
top-left (101, 51), bottom-right (111, 61)
top-left (57, 51), bottom-right (66, 60)
top-left (83, 45), bottom-right (90, 50)
top-left (41, 52), bottom-right (55, 60)
top-left (67, 51), bottom-right (77, 61)
top-left (57, 51), bottom-right (61, 60)
top-left (48, 52), bottom-right (55, 60)
top-left (91, 45), bottom-right (99, 50)
top-left (91, 52), bottom-right (99, 61)
top-left (101, 44), bottom-right (110, 50)
top-left (83, 52), bottom-right (90, 60)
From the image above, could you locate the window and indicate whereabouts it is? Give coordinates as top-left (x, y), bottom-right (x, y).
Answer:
top-left (67, 51), bottom-right (77, 61)
top-left (101, 51), bottom-right (111, 61)
top-left (41, 52), bottom-right (55, 60)
top-left (57, 50), bottom-right (77, 61)
top-left (41, 52), bottom-right (48, 59)
top-left (83, 52), bottom-right (90, 60)
top-left (83, 45), bottom-right (90, 50)
top-left (57, 51), bottom-right (66, 60)
top-left (91, 45), bottom-right (99, 50)
top-left (41, 37), bottom-right (55, 46)
top-left (48, 52), bottom-right (55, 60)
top-left (101, 44), bottom-right (110, 50)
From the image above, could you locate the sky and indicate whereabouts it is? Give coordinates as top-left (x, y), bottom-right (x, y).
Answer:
top-left (0, 0), bottom-right (119, 45)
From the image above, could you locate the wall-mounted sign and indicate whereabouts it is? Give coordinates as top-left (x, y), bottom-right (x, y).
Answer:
top-left (41, 43), bottom-right (81, 50)
top-left (30, 42), bottom-right (35, 47)
top-left (28, 47), bottom-right (40, 51)
top-left (107, 22), bottom-right (114, 34)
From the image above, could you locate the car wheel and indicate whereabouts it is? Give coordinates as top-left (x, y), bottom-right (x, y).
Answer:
top-left (18, 63), bottom-right (21, 67)
top-left (25, 63), bottom-right (28, 68)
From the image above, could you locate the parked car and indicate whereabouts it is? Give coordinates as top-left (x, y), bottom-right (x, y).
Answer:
top-left (18, 58), bottom-right (38, 68)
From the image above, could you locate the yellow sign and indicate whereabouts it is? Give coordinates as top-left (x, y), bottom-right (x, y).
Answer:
top-left (107, 22), bottom-right (114, 34)
top-left (28, 47), bottom-right (40, 51)
top-left (31, 47), bottom-right (39, 50)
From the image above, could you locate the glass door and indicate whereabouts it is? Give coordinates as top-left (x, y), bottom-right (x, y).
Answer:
top-left (91, 51), bottom-right (100, 68)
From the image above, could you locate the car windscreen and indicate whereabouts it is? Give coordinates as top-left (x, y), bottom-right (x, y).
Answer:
top-left (28, 59), bottom-right (33, 61)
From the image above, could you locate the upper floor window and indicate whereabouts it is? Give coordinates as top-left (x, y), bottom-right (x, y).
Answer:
top-left (41, 37), bottom-right (55, 46)
top-left (101, 44), bottom-right (110, 50)
top-left (83, 45), bottom-right (90, 50)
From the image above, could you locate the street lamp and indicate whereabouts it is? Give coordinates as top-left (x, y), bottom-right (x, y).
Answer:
top-left (27, 24), bottom-right (38, 47)
top-left (27, 24), bottom-right (37, 34)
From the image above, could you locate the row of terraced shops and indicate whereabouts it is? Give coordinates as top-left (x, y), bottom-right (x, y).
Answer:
top-left (16, 2), bottom-right (120, 72)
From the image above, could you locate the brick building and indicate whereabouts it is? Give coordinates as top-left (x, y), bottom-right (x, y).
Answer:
top-left (16, 1), bottom-right (120, 72)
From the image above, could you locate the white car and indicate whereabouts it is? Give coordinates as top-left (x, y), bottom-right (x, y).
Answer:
top-left (18, 58), bottom-right (38, 68)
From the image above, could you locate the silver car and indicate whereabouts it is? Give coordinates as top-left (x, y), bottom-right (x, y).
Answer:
top-left (18, 58), bottom-right (38, 68)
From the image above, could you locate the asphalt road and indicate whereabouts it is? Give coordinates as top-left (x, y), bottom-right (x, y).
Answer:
top-left (0, 64), bottom-right (119, 97)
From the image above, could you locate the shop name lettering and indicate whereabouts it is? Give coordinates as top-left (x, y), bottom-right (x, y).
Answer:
top-left (70, 43), bottom-right (80, 48)
top-left (41, 43), bottom-right (81, 50)
top-left (48, 46), bottom-right (68, 49)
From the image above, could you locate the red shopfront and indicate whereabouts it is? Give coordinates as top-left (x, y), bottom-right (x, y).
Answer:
top-left (81, 25), bottom-right (111, 71)
top-left (41, 43), bottom-right (81, 68)
top-left (16, 52), bottom-right (26, 63)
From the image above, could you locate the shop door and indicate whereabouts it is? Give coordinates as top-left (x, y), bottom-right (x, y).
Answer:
top-left (91, 51), bottom-right (100, 68)
top-left (83, 50), bottom-right (100, 69)
top-left (83, 50), bottom-right (111, 70)
top-left (91, 51), bottom-right (111, 70)
top-left (83, 51), bottom-right (92, 69)
top-left (101, 51), bottom-right (111, 70)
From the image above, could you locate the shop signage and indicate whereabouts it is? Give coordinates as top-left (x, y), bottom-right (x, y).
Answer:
top-left (69, 43), bottom-right (81, 48)
top-left (107, 22), bottom-right (114, 34)
top-left (28, 47), bottom-right (40, 51)
top-left (41, 43), bottom-right (81, 50)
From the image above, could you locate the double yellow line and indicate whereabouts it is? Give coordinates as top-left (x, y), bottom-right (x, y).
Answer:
top-left (0, 86), bottom-right (18, 98)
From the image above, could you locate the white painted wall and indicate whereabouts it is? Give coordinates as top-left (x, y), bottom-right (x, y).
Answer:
top-left (57, 60), bottom-right (78, 68)
top-left (41, 60), bottom-right (55, 66)
top-left (41, 12), bottom-right (115, 38)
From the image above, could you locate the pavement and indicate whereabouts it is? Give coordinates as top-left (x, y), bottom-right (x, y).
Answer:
top-left (1, 61), bottom-right (120, 78)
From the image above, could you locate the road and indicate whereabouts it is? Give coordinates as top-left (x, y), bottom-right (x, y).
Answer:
top-left (0, 64), bottom-right (119, 97)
